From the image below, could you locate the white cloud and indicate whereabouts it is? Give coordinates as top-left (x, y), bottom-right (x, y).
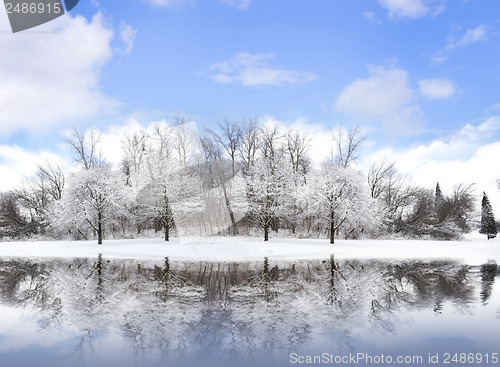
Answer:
top-left (209, 53), bottom-right (318, 87)
top-left (335, 65), bottom-right (422, 129)
top-left (457, 25), bottom-right (490, 46)
top-left (0, 12), bottom-right (118, 135)
top-left (433, 25), bottom-right (490, 63)
top-left (0, 146), bottom-right (69, 192)
top-left (120, 21), bottom-right (138, 54)
top-left (377, 0), bottom-right (445, 19)
top-left (418, 78), bottom-right (456, 100)
top-left (455, 116), bottom-right (500, 141)
top-left (335, 66), bottom-right (413, 116)
top-left (378, 0), bottom-right (428, 19)
top-left (219, 0), bottom-right (252, 10)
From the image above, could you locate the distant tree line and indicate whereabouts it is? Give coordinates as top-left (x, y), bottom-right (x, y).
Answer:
top-left (0, 118), bottom-right (490, 244)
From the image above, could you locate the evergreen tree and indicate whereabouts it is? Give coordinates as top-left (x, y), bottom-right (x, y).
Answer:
top-left (480, 192), bottom-right (497, 239)
top-left (435, 182), bottom-right (443, 207)
top-left (434, 182), bottom-right (445, 222)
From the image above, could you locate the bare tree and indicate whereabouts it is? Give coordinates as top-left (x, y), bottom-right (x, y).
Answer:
top-left (238, 117), bottom-right (260, 173)
top-left (121, 131), bottom-right (148, 187)
top-left (16, 181), bottom-right (49, 231)
top-left (260, 124), bottom-right (281, 160)
top-left (383, 175), bottom-right (418, 231)
top-left (151, 124), bottom-right (173, 163)
top-left (201, 131), bottom-right (239, 235)
top-left (66, 127), bottom-right (103, 169)
top-left (171, 116), bottom-right (201, 168)
top-left (367, 158), bottom-right (418, 232)
top-left (36, 162), bottom-right (65, 201)
top-left (442, 184), bottom-right (476, 235)
top-left (206, 118), bottom-right (242, 177)
top-left (367, 159), bottom-right (397, 199)
top-left (284, 129), bottom-right (311, 233)
top-left (285, 129), bottom-right (311, 177)
top-left (330, 125), bottom-right (366, 167)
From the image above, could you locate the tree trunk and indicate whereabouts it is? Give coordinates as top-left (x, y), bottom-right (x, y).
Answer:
top-left (222, 182), bottom-right (238, 235)
top-left (330, 211), bottom-right (335, 244)
top-left (164, 197), bottom-right (171, 242)
top-left (164, 222), bottom-right (169, 241)
top-left (264, 224), bottom-right (269, 241)
top-left (97, 212), bottom-right (103, 245)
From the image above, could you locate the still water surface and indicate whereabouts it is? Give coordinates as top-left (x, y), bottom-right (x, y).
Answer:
top-left (0, 255), bottom-right (498, 367)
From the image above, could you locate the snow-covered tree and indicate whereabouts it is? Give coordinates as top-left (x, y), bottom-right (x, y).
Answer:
top-left (439, 184), bottom-right (476, 236)
top-left (309, 164), bottom-right (374, 244)
top-left (15, 162), bottom-right (65, 234)
top-left (480, 192), bottom-right (497, 239)
top-left (121, 130), bottom-right (148, 189)
top-left (435, 182), bottom-right (444, 207)
top-left (367, 158), bottom-right (422, 235)
top-left (137, 172), bottom-right (204, 241)
top-left (54, 165), bottom-right (129, 244)
top-left (283, 129), bottom-right (311, 234)
top-left (397, 184), bottom-right (476, 240)
top-left (246, 156), bottom-right (289, 241)
top-left (0, 192), bottom-right (30, 238)
top-left (142, 122), bottom-right (205, 241)
top-left (245, 125), bottom-right (289, 241)
top-left (403, 188), bottom-right (441, 238)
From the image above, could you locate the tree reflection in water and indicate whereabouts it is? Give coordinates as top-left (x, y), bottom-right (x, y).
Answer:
top-left (0, 256), bottom-right (498, 367)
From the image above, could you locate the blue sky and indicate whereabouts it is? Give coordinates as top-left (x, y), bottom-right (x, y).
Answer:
top-left (0, 0), bottom-right (499, 208)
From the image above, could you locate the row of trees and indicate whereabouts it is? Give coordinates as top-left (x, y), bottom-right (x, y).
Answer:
top-left (0, 118), bottom-right (492, 243)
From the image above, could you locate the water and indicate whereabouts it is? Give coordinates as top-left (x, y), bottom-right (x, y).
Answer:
top-left (0, 255), bottom-right (498, 367)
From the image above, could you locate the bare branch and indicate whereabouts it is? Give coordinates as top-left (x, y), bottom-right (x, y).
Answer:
top-left (66, 127), bottom-right (103, 169)
top-left (331, 124), bottom-right (366, 167)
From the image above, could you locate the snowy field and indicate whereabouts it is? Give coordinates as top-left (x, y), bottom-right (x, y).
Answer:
top-left (0, 235), bottom-right (498, 265)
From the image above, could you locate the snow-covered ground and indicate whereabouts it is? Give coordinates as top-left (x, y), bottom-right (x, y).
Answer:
top-left (0, 235), bottom-right (498, 265)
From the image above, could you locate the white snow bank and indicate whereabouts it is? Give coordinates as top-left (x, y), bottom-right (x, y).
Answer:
top-left (0, 236), bottom-right (499, 265)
